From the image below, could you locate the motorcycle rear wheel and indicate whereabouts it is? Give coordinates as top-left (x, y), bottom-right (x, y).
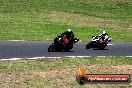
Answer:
top-left (86, 41), bottom-right (93, 49)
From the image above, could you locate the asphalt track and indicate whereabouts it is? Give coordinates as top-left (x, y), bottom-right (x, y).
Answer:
top-left (0, 40), bottom-right (132, 59)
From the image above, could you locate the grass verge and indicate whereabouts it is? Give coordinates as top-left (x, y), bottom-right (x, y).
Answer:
top-left (0, 57), bottom-right (132, 88)
top-left (0, 0), bottom-right (132, 42)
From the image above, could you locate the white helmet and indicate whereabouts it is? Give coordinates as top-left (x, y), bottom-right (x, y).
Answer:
top-left (67, 29), bottom-right (72, 32)
top-left (102, 31), bottom-right (106, 34)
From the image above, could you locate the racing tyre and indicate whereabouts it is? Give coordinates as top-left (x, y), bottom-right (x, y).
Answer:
top-left (64, 44), bottom-right (73, 51)
top-left (86, 41), bottom-right (92, 49)
top-left (86, 45), bottom-right (90, 49)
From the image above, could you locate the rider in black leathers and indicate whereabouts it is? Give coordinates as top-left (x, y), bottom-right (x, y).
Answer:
top-left (54, 29), bottom-right (74, 44)
top-left (60, 29), bottom-right (74, 40)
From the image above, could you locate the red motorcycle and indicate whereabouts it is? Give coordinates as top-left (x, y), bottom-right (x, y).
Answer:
top-left (48, 36), bottom-right (79, 52)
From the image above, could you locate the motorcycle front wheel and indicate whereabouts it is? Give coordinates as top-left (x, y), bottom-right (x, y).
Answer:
top-left (48, 45), bottom-right (55, 52)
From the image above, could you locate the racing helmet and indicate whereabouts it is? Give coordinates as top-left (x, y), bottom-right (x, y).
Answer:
top-left (67, 29), bottom-right (72, 32)
top-left (102, 31), bottom-right (106, 34)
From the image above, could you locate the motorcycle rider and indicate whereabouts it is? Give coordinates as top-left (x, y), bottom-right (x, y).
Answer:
top-left (54, 29), bottom-right (74, 44)
top-left (61, 29), bottom-right (74, 40)
top-left (99, 31), bottom-right (109, 41)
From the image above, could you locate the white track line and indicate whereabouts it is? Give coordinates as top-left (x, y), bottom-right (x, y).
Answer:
top-left (126, 56), bottom-right (132, 57)
top-left (97, 56), bottom-right (106, 57)
top-left (65, 56), bottom-right (91, 58)
top-left (0, 57), bottom-right (62, 61)
top-left (1, 58), bottom-right (21, 61)
top-left (7, 40), bottom-right (26, 42)
top-left (1, 56), bottom-right (132, 61)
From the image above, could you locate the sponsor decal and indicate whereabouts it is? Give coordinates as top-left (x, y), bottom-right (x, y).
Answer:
top-left (76, 66), bottom-right (131, 85)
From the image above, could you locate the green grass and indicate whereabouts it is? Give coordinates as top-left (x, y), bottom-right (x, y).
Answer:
top-left (0, 0), bottom-right (132, 41)
top-left (0, 57), bottom-right (132, 88)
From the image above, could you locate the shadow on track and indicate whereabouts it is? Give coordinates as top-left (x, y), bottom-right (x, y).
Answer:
top-left (93, 48), bottom-right (109, 50)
